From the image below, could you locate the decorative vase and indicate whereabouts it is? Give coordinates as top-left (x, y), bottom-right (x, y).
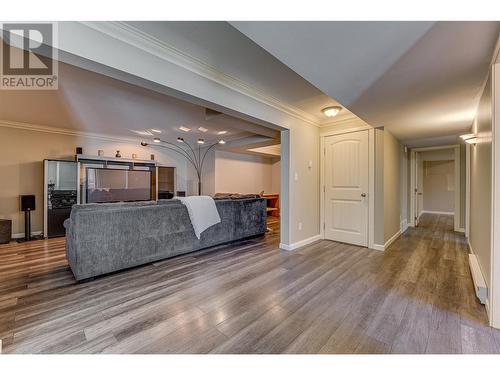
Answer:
top-left (115, 150), bottom-right (121, 158)
top-left (132, 153), bottom-right (138, 159)
top-left (98, 150), bottom-right (104, 157)
top-left (150, 154), bottom-right (155, 161)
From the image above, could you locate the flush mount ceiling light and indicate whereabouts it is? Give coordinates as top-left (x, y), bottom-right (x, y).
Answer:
top-left (153, 137), bottom-right (161, 143)
top-left (179, 126), bottom-right (191, 132)
top-left (218, 139), bottom-right (226, 145)
top-left (150, 129), bottom-right (162, 134)
top-left (321, 106), bottom-right (342, 118)
top-left (177, 137), bottom-right (184, 143)
top-left (217, 130), bottom-right (227, 135)
top-left (197, 138), bottom-right (205, 144)
top-left (198, 127), bottom-right (208, 133)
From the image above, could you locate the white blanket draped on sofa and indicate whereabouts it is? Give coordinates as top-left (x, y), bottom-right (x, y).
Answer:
top-left (176, 196), bottom-right (221, 239)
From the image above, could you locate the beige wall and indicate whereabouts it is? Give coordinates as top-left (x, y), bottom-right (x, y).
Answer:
top-left (470, 74), bottom-right (492, 288)
top-left (214, 151), bottom-right (279, 194)
top-left (383, 129), bottom-right (401, 243)
top-left (423, 160), bottom-right (455, 213)
top-left (271, 160), bottom-right (281, 194)
top-left (0, 125), bottom-right (188, 236)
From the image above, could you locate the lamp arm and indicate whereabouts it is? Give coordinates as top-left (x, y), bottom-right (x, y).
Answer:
top-left (150, 143), bottom-right (200, 173)
top-left (182, 141), bottom-right (200, 170)
top-left (199, 142), bottom-right (221, 175)
top-left (159, 140), bottom-right (198, 167)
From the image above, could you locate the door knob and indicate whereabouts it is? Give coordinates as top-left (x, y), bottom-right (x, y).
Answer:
top-left (361, 193), bottom-right (366, 197)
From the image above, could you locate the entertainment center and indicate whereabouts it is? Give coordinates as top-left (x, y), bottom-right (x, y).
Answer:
top-left (43, 154), bottom-right (177, 238)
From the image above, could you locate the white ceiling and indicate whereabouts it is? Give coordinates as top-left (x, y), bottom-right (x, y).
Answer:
top-left (124, 21), bottom-right (351, 124)
top-left (0, 61), bottom-right (277, 146)
top-left (232, 21), bottom-right (500, 141)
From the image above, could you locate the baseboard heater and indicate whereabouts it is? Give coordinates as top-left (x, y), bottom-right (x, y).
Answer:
top-left (468, 254), bottom-right (487, 305)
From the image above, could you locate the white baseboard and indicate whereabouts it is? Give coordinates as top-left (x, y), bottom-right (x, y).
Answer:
top-left (385, 230), bottom-right (401, 250)
top-left (400, 219), bottom-right (408, 233)
top-left (371, 229), bottom-right (402, 252)
top-left (420, 210), bottom-right (455, 215)
top-left (280, 234), bottom-right (322, 251)
top-left (456, 227), bottom-right (465, 233)
top-left (371, 244), bottom-right (385, 251)
top-left (11, 231), bottom-right (42, 239)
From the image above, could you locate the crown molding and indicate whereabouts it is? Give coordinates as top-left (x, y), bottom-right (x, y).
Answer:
top-left (79, 21), bottom-right (327, 128)
top-left (0, 120), bottom-right (141, 144)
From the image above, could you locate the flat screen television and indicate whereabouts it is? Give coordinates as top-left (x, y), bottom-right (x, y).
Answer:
top-left (86, 168), bottom-right (152, 203)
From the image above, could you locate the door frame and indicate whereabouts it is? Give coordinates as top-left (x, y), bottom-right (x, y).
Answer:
top-left (320, 125), bottom-right (375, 250)
top-left (409, 144), bottom-right (462, 232)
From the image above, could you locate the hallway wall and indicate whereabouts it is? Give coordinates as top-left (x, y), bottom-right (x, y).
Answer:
top-left (423, 160), bottom-right (455, 213)
top-left (470, 74), bottom-right (492, 290)
top-left (383, 129), bottom-right (401, 243)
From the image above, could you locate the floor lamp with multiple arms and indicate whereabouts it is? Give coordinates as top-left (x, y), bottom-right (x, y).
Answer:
top-left (141, 136), bottom-right (225, 195)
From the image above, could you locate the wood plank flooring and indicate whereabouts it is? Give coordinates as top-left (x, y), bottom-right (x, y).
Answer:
top-left (0, 214), bottom-right (498, 354)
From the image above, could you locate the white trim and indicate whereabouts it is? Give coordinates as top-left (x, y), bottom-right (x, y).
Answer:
top-left (319, 128), bottom-right (374, 249)
top-left (319, 135), bottom-right (325, 239)
top-left (400, 219), bottom-right (408, 234)
top-left (371, 229), bottom-right (402, 252)
top-left (454, 146), bottom-right (461, 232)
top-left (385, 230), bottom-right (402, 250)
top-left (368, 128), bottom-right (375, 250)
top-left (411, 144), bottom-right (458, 152)
top-left (80, 21), bottom-right (352, 129)
top-left (279, 234), bottom-right (322, 251)
top-left (43, 160), bottom-right (48, 239)
top-left (11, 231), bottom-right (43, 240)
top-left (410, 149), bottom-right (416, 226)
top-left (491, 63), bottom-right (500, 328)
top-left (409, 145), bottom-right (461, 231)
top-left (319, 120), bottom-right (371, 137)
top-left (0, 119), bottom-right (142, 144)
top-left (465, 143), bottom-right (471, 238)
top-left (420, 210), bottom-right (455, 215)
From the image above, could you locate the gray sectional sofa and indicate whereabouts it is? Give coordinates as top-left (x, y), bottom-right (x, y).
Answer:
top-left (64, 198), bottom-right (267, 280)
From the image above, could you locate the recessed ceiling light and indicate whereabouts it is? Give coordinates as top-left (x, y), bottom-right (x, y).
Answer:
top-left (177, 137), bottom-right (184, 143)
top-left (153, 138), bottom-right (161, 143)
top-left (179, 126), bottom-right (191, 132)
top-left (217, 130), bottom-right (227, 135)
top-left (198, 127), bottom-right (208, 133)
top-left (197, 138), bottom-right (205, 144)
top-left (131, 130), bottom-right (153, 136)
top-left (150, 129), bottom-right (162, 134)
top-left (321, 106), bottom-right (342, 118)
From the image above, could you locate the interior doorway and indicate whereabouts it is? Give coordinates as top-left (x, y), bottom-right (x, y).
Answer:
top-left (323, 130), bottom-right (370, 246)
top-left (410, 145), bottom-right (464, 232)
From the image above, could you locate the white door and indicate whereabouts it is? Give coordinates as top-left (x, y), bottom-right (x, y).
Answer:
top-left (324, 130), bottom-right (369, 246)
top-left (415, 152), bottom-right (423, 226)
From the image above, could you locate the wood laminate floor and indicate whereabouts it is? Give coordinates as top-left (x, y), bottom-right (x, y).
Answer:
top-left (1, 214), bottom-right (499, 354)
